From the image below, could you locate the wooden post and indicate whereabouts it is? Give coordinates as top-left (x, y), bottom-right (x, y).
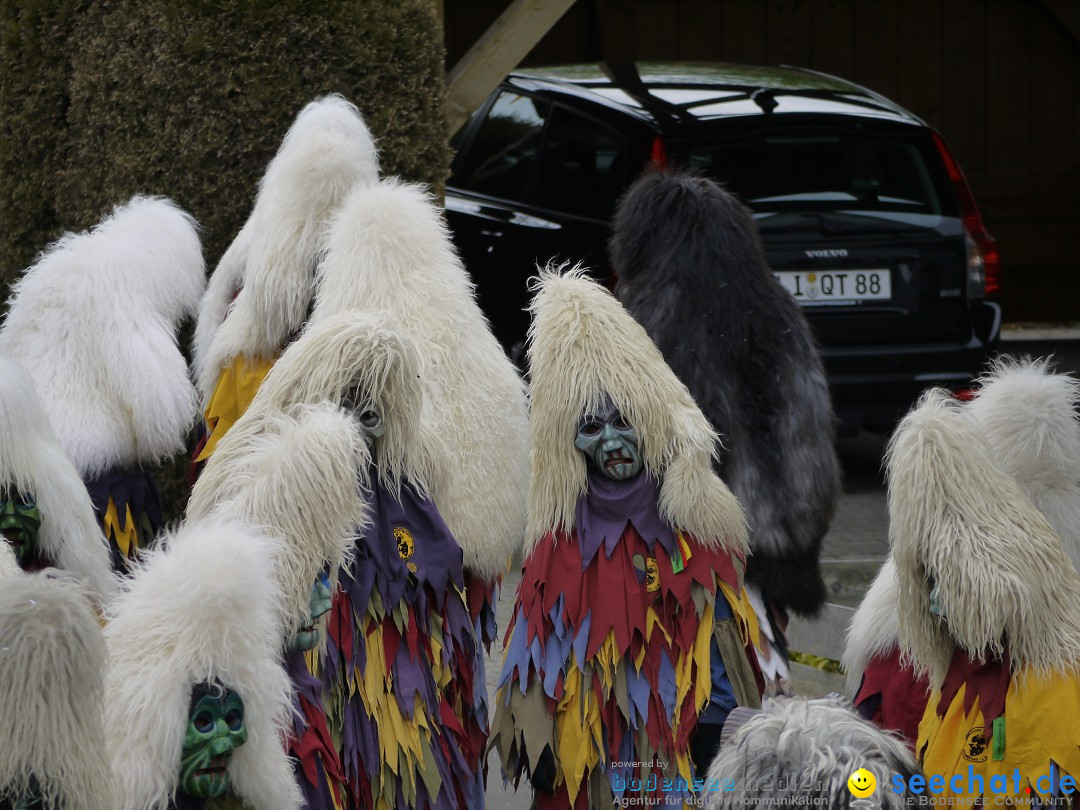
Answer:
top-left (445, 0), bottom-right (578, 134)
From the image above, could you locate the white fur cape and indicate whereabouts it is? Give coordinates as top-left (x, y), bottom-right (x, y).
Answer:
top-left (704, 695), bottom-right (919, 810)
top-left (0, 571), bottom-right (114, 810)
top-left (525, 267), bottom-right (747, 556)
top-left (966, 356), bottom-right (1080, 571)
top-left (194, 95), bottom-right (379, 402)
top-left (845, 359), bottom-right (1080, 689)
top-left (0, 356), bottom-right (115, 602)
top-left (311, 178), bottom-right (529, 581)
top-left (186, 402), bottom-right (367, 639)
top-left (888, 389), bottom-right (1080, 687)
top-left (104, 518), bottom-right (300, 810)
top-left (0, 196), bottom-right (204, 477)
top-left (0, 541), bottom-right (18, 579)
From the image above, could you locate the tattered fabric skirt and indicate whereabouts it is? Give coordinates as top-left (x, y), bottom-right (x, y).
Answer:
top-left (491, 523), bottom-right (761, 809)
top-left (322, 480), bottom-right (492, 809)
top-left (83, 465), bottom-right (162, 574)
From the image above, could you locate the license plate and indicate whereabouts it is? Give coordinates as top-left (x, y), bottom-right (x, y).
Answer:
top-left (773, 269), bottom-right (891, 305)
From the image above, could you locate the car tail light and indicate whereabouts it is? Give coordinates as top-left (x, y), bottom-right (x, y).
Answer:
top-left (932, 131), bottom-right (1000, 298)
top-left (650, 135), bottom-right (667, 168)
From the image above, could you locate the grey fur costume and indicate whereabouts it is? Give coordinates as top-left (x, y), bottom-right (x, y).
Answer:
top-left (611, 168), bottom-right (840, 616)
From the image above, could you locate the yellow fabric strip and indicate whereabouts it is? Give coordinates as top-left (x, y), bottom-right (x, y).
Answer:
top-left (918, 668), bottom-right (1080, 798)
top-left (718, 580), bottom-right (761, 652)
top-left (103, 498), bottom-right (138, 558)
top-left (197, 354), bottom-right (277, 462)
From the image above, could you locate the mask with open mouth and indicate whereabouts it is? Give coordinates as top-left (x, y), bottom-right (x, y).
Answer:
top-left (575, 398), bottom-right (643, 481)
top-left (1, 485), bottom-right (42, 567)
top-left (179, 682), bottom-right (247, 798)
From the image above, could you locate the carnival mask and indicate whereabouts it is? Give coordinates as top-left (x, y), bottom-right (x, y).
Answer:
top-left (288, 572), bottom-right (333, 653)
top-left (341, 392), bottom-right (385, 445)
top-left (1, 485), bottom-right (42, 566)
top-left (179, 683), bottom-right (247, 799)
top-left (575, 398), bottom-right (643, 481)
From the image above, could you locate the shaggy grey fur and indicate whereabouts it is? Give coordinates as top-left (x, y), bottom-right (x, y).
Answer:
top-left (611, 168), bottom-right (840, 616)
top-left (704, 695), bottom-right (920, 809)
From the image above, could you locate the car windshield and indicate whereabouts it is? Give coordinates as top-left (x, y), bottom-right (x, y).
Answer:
top-left (671, 131), bottom-right (950, 217)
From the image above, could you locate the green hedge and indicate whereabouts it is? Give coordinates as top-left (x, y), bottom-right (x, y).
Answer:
top-left (1, 0), bottom-right (450, 521)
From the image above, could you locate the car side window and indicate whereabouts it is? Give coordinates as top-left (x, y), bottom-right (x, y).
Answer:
top-left (538, 107), bottom-right (627, 220)
top-left (453, 91), bottom-right (548, 203)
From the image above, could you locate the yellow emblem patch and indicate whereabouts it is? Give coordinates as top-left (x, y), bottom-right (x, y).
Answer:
top-left (394, 527), bottom-right (417, 573)
top-left (645, 557), bottom-right (659, 592)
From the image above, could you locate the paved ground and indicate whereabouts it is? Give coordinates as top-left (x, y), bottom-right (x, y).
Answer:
top-left (481, 332), bottom-right (1080, 808)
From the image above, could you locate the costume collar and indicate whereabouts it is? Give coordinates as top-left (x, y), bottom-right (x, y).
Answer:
top-left (574, 469), bottom-right (676, 568)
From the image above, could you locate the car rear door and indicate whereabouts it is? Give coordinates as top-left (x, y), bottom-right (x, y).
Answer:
top-left (447, 87), bottom-right (637, 356)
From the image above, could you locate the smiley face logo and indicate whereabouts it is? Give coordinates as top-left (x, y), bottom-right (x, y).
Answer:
top-left (848, 769), bottom-right (876, 798)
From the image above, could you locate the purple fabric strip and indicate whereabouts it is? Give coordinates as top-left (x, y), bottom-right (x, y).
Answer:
top-left (574, 470), bottom-right (676, 568)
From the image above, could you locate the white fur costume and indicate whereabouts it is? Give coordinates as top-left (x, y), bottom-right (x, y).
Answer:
top-left (0, 570), bottom-right (114, 810)
top-left (0, 356), bottom-right (114, 602)
top-left (0, 195), bottom-right (203, 477)
top-left (193, 95), bottom-right (379, 403)
top-left (312, 178), bottom-right (530, 581)
top-left (845, 360), bottom-right (1080, 695)
top-left (104, 519), bottom-right (300, 810)
top-left (187, 401), bottom-right (366, 639)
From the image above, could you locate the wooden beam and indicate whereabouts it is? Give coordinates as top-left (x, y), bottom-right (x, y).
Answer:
top-left (445, 0), bottom-right (578, 134)
top-left (1041, 0), bottom-right (1080, 49)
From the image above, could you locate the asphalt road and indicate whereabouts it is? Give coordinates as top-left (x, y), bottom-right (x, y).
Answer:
top-left (481, 335), bottom-right (1079, 809)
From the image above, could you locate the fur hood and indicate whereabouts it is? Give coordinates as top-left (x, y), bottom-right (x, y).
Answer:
top-left (194, 95), bottom-right (379, 401)
top-left (846, 359), bottom-right (1080, 688)
top-left (0, 356), bottom-right (115, 603)
top-left (0, 196), bottom-right (203, 476)
top-left (0, 571), bottom-right (114, 810)
top-left (0, 541), bottom-right (17, 579)
top-left (186, 402), bottom-right (367, 639)
top-left (207, 310), bottom-right (443, 499)
top-left (966, 356), bottom-right (1080, 570)
top-left (311, 178), bottom-right (529, 581)
top-left (610, 168), bottom-right (839, 615)
top-left (888, 389), bottom-right (1080, 686)
top-left (104, 519), bottom-right (300, 810)
top-left (704, 695), bottom-right (919, 809)
top-left (525, 266), bottom-right (747, 556)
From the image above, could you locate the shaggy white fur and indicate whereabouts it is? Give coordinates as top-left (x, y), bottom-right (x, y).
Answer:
top-left (312, 178), bottom-right (529, 581)
top-left (842, 556), bottom-right (902, 694)
top-left (199, 311), bottom-right (443, 498)
top-left (0, 541), bottom-right (17, 579)
top-left (0, 571), bottom-right (114, 810)
top-left (967, 357), bottom-right (1080, 570)
top-left (104, 518), bottom-right (300, 810)
top-left (704, 695), bottom-right (918, 809)
top-left (0, 356), bottom-right (115, 602)
top-left (525, 267), bottom-right (747, 555)
top-left (194, 95), bottom-right (379, 402)
top-left (0, 196), bottom-right (204, 477)
top-left (888, 389), bottom-right (1080, 687)
top-left (186, 402), bottom-right (367, 638)
top-left (846, 360), bottom-right (1080, 690)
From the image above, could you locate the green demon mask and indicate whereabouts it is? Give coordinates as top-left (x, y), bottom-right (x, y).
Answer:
top-left (575, 398), bottom-right (643, 481)
top-left (288, 573), bottom-right (333, 653)
top-left (179, 683), bottom-right (247, 799)
top-left (1, 485), bottom-right (42, 566)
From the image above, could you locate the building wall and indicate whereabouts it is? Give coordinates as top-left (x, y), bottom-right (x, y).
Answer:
top-left (444, 0), bottom-right (1080, 322)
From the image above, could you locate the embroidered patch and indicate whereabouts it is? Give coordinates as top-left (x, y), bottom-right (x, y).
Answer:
top-left (645, 557), bottom-right (660, 592)
top-left (394, 526), bottom-right (417, 572)
top-left (961, 726), bottom-right (988, 763)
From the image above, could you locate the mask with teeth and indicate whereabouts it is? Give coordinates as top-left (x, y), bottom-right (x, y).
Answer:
top-left (575, 398), bottom-right (643, 481)
top-left (1, 485), bottom-right (42, 567)
top-left (179, 682), bottom-right (247, 798)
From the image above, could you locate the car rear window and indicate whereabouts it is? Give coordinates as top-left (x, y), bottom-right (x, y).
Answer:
top-left (674, 131), bottom-right (952, 217)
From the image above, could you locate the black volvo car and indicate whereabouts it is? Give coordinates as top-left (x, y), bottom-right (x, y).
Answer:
top-left (445, 62), bottom-right (1001, 433)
